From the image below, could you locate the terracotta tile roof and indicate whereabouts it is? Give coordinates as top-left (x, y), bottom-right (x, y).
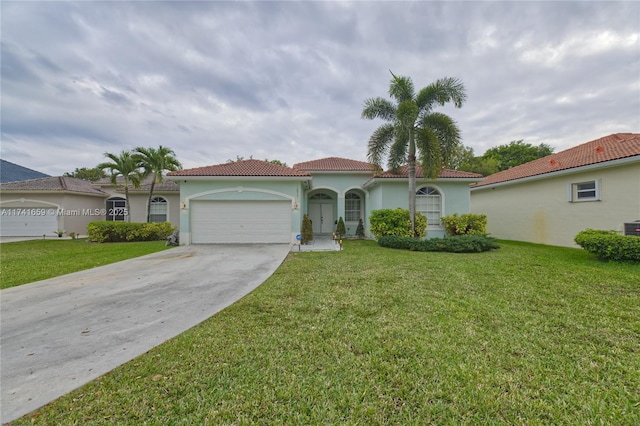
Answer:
top-left (0, 176), bottom-right (108, 195)
top-left (168, 159), bottom-right (310, 177)
top-left (293, 157), bottom-right (374, 172)
top-left (375, 165), bottom-right (484, 179)
top-left (473, 133), bottom-right (640, 188)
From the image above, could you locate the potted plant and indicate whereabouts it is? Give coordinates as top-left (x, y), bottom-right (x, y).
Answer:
top-left (53, 230), bottom-right (66, 238)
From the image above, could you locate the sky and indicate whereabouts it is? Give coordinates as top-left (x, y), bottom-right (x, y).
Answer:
top-left (2, 1), bottom-right (639, 176)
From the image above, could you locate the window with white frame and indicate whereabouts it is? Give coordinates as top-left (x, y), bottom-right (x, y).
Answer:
top-left (569, 180), bottom-right (600, 202)
top-left (416, 186), bottom-right (442, 227)
top-left (149, 197), bottom-right (168, 222)
top-left (345, 192), bottom-right (361, 222)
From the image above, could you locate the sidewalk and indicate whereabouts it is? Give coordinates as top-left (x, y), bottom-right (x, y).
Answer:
top-left (291, 236), bottom-right (342, 252)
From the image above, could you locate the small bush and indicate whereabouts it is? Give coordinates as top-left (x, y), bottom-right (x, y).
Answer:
top-left (378, 235), bottom-right (499, 253)
top-left (574, 229), bottom-right (640, 262)
top-left (369, 208), bottom-right (427, 239)
top-left (355, 219), bottom-right (365, 238)
top-left (87, 221), bottom-right (176, 243)
top-left (441, 213), bottom-right (487, 236)
top-left (336, 217), bottom-right (346, 238)
top-left (301, 214), bottom-right (313, 244)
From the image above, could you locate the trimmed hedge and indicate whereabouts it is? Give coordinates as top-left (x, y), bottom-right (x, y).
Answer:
top-left (378, 234), bottom-right (500, 253)
top-left (87, 221), bottom-right (176, 243)
top-left (574, 229), bottom-right (640, 262)
top-left (440, 213), bottom-right (487, 236)
top-left (369, 208), bottom-right (427, 239)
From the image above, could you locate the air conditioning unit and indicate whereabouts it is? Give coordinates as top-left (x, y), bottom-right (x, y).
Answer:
top-left (623, 221), bottom-right (640, 237)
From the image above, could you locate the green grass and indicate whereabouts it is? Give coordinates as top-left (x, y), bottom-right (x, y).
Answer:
top-left (9, 240), bottom-right (640, 424)
top-left (0, 239), bottom-right (172, 289)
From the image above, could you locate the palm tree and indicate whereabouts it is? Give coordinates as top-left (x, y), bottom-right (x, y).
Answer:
top-left (362, 72), bottom-right (466, 236)
top-left (98, 150), bottom-right (144, 222)
top-left (133, 146), bottom-right (182, 222)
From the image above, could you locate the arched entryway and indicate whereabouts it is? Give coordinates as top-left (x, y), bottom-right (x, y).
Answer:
top-left (307, 191), bottom-right (336, 235)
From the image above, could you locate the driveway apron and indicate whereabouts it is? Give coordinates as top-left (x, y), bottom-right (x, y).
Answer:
top-left (0, 244), bottom-right (290, 423)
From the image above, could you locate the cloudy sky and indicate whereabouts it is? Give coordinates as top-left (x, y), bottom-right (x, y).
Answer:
top-left (2, 1), bottom-right (639, 176)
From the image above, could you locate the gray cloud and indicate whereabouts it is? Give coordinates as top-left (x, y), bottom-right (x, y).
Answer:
top-left (1, 1), bottom-right (638, 175)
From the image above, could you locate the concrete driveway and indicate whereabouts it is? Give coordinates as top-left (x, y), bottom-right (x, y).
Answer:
top-left (0, 244), bottom-right (290, 423)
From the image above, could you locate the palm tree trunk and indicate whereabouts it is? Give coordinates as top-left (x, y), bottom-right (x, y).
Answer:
top-left (146, 176), bottom-right (156, 223)
top-left (124, 185), bottom-right (131, 223)
top-left (408, 129), bottom-right (417, 237)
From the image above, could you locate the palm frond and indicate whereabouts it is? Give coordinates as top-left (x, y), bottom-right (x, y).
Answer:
top-left (362, 97), bottom-right (396, 121)
top-left (416, 77), bottom-right (467, 111)
top-left (366, 123), bottom-right (395, 167)
top-left (388, 134), bottom-right (408, 172)
top-left (388, 72), bottom-right (415, 103)
top-left (415, 128), bottom-right (443, 179)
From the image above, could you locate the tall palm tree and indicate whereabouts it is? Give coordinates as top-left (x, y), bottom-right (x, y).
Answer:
top-left (362, 72), bottom-right (466, 236)
top-left (98, 150), bottom-right (144, 222)
top-left (133, 146), bottom-right (182, 222)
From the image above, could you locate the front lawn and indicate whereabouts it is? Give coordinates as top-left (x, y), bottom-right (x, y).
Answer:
top-left (10, 240), bottom-right (640, 424)
top-left (0, 239), bottom-right (172, 289)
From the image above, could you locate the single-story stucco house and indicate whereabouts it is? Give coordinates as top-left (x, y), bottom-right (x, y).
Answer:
top-left (166, 157), bottom-right (483, 245)
top-left (470, 133), bottom-right (640, 247)
top-left (0, 175), bottom-right (180, 237)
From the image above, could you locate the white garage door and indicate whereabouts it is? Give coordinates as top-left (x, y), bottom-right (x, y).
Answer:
top-left (1, 209), bottom-right (58, 237)
top-left (191, 200), bottom-right (291, 244)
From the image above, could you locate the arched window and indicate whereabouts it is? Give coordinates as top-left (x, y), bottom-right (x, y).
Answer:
top-left (416, 187), bottom-right (441, 227)
top-left (106, 197), bottom-right (127, 221)
top-left (149, 197), bottom-right (168, 223)
top-left (345, 192), bottom-right (361, 222)
top-left (310, 193), bottom-right (332, 200)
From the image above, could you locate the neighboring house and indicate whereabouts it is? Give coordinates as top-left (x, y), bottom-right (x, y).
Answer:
top-left (470, 133), bottom-right (640, 247)
top-left (92, 176), bottom-right (180, 225)
top-left (0, 159), bottom-right (49, 183)
top-left (166, 157), bottom-right (483, 245)
top-left (0, 175), bottom-right (180, 237)
top-left (0, 176), bottom-right (108, 237)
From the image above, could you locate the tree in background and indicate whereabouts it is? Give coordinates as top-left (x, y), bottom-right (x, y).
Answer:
top-left (362, 71), bottom-right (466, 236)
top-left (483, 140), bottom-right (553, 171)
top-left (63, 166), bottom-right (107, 181)
top-left (227, 155), bottom-right (288, 167)
top-left (455, 141), bottom-right (554, 176)
top-left (453, 146), bottom-right (500, 176)
top-left (134, 146), bottom-right (182, 223)
top-left (98, 150), bottom-right (144, 222)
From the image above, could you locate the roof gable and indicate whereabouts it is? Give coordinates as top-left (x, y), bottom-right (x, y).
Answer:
top-left (168, 159), bottom-right (310, 177)
top-left (0, 176), bottom-right (107, 195)
top-left (474, 133), bottom-right (640, 188)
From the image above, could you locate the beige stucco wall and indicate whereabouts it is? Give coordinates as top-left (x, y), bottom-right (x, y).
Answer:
top-left (0, 192), bottom-right (106, 236)
top-left (471, 161), bottom-right (640, 247)
top-left (97, 187), bottom-right (180, 227)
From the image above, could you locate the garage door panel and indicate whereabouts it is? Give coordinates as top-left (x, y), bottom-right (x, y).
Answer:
top-left (191, 201), bottom-right (290, 244)
top-left (1, 209), bottom-right (58, 237)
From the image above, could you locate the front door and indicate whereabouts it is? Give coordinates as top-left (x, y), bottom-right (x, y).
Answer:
top-left (308, 203), bottom-right (334, 234)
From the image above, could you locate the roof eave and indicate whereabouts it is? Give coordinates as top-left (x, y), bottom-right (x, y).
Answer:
top-left (363, 176), bottom-right (484, 189)
top-left (166, 175), bottom-right (311, 182)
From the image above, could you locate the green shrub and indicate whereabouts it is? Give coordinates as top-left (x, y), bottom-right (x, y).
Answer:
top-left (574, 229), bottom-right (640, 262)
top-left (336, 217), bottom-right (346, 238)
top-left (369, 208), bottom-right (427, 239)
top-left (440, 213), bottom-right (487, 236)
top-left (87, 221), bottom-right (176, 243)
top-left (301, 214), bottom-right (313, 244)
top-left (378, 235), bottom-right (500, 253)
